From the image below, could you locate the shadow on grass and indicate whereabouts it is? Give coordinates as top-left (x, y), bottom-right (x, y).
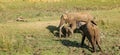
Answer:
top-left (46, 25), bottom-right (67, 37)
top-left (46, 25), bottom-right (83, 38)
top-left (46, 25), bottom-right (59, 37)
top-left (54, 39), bottom-right (93, 52)
top-left (47, 25), bottom-right (94, 52)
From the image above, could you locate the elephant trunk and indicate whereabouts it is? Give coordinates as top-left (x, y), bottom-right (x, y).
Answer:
top-left (58, 16), bottom-right (65, 28)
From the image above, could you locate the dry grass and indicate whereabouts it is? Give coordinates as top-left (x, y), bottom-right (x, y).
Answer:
top-left (0, 0), bottom-right (120, 55)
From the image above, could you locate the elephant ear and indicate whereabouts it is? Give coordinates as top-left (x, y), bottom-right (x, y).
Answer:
top-left (62, 14), bottom-right (68, 20)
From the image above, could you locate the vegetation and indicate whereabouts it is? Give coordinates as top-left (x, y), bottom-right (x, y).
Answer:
top-left (0, 0), bottom-right (120, 55)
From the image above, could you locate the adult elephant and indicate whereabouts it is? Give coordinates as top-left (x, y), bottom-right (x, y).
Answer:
top-left (58, 12), bottom-right (97, 37)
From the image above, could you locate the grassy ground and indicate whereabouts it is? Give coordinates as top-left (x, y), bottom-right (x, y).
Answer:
top-left (0, 0), bottom-right (120, 55)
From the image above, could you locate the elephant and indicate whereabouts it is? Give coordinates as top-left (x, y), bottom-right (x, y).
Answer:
top-left (58, 12), bottom-right (97, 37)
top-left (79, 21), bottom-right (102, 52)
top-left (62, 25), bottom-right (73, 37)
top-left (63, 22), bottom-right (86, 37)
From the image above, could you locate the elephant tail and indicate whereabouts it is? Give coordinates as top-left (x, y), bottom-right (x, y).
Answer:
top-left (91, 17), bottom-right (97, 25)
top-left (91, 20), bottom-right (97, 25)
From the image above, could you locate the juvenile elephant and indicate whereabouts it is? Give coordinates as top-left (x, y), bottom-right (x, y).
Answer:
top-left (79, 21), bottom-right (102, 52)
top-left (62, 25), bottom-right (73, 37)
top-left (58, 12), bottom-right (97, 37)
top-left (63, 22), bottom-right (86, 37)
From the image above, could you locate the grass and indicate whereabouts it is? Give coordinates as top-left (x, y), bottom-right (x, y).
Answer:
top-left (0, 0), bottom-right (120, 22)
top-left (0, 0), bottom-right (120, 55)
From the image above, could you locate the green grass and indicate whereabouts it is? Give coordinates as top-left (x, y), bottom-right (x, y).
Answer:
top-left (0, 0), bottom-right (120, 22)
top-left (0, 0), bottom-right (120, 55)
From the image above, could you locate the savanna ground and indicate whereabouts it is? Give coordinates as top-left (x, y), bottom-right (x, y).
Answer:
top-left (0, 0), bottom-right (120, 55)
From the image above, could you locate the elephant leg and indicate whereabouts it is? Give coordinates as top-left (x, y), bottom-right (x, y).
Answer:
top-left (96, 38), bottom-right (103, 52)
top-left (81, 34), bottom-right (86, 47)
top-left (59, 24), bottom-right (65, 38)
top-left (71, 22), bottom-right (77, 35)
top-left (66, 30), bottom-right (68, 37)
top-left (91, 37), bottom-right (96, 52)
top-left (64, 28), bottom-right (72, 37)
top-left (65, 27), bottom-right (69, 37)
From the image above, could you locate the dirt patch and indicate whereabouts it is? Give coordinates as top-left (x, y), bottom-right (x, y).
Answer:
top-left (17, 20), bottom-right (60, 30)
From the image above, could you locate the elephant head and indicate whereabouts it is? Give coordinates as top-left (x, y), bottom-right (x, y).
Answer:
top-left (58, 14), bottom-right (68, 28)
